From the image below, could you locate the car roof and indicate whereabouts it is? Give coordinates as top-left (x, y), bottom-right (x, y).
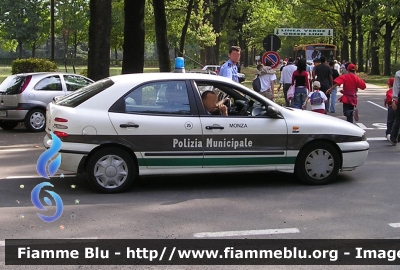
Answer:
top-left (109, 72), bottom-right (238, 85)
top-left (13, 72), bottom-right (92, 78)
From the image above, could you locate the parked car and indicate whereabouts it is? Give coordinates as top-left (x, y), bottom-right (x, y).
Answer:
top-left (44, 73), bottom-right (368, 193)
top-left (202, 65), bottom-right (246, 83)
top-left (0, 72), bottom-right (93, 132)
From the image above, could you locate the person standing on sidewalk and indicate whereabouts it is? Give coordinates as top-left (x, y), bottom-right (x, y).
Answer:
top-left (388, 71), bottom-right (400, 145)
top-left (328, 61), bottom-right (340, 113)
top-left (327, 64), bottom-right (366, 123)
top-left (277, 58), bottom-right (297, 107)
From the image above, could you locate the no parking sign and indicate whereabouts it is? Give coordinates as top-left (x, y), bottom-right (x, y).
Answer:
top-left (262, 51), bottom-right (281, 69)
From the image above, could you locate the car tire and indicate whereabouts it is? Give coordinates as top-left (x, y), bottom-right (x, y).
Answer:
top-left (0, 121), bottom-right (19, 130)
top-left (86, 147), bottom-right (136, 193)
top-left (295, 142), bottom-right (340, 185)
top-left (24, 109), bottom-right (46, 132)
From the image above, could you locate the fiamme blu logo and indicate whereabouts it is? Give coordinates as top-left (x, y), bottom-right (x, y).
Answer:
top-left (31, 132), bottom-right (64, 223)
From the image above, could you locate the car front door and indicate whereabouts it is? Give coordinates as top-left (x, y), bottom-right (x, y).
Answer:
top-left (192, 80), bottom-right (290, 170)
top-left (108, 80), bottom-right (204, 171)
top-left (63, 75), bottom-right (93, 94)
top-left (33, 75), bottom-right (65, 105)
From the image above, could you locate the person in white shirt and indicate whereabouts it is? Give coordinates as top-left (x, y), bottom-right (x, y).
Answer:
top-left (277, 58), bottom-right (297, 106)
top-left (302, 81), bottom-right (328, 114)
top-left (257, 60), bottom-right (276, 100)
top-left (334, 60), bottom-right (341, 75)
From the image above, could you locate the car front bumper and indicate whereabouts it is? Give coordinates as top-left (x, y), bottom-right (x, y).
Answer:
top-left (337, 141), bottom-right (369, 170)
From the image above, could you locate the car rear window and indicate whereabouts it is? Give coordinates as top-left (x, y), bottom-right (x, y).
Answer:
top-left (0, 75), bottom-right (27, 95)
top-left (56, 78), bottom-right (114, 107)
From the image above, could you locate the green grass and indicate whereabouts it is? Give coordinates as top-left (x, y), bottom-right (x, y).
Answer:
top-left (358, 73), bottom-right (390, 88)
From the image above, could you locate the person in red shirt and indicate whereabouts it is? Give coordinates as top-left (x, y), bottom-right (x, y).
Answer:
top-left (327, 63), bottom-right (366, 123)
top-left (291, 58), bottom-right (310, 109)
top-left (384, 78), bottom-right (396, 139)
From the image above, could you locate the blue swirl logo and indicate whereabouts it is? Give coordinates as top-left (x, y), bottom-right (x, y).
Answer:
top-left (31, 182), bottom-right (63, 222)
top-left (36, 132), bottom-right (62, 179)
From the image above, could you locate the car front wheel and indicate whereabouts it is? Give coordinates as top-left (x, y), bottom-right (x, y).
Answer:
top-left (25, 109), bottom-right (46, 132)
top-left (86, 147), bottom-right (136, 193)
top-left (295, 142), bottom-right (340, 185)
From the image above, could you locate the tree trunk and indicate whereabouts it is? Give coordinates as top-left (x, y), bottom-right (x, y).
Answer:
top-left (365, 32), bottom-right (370, 73)
top-left (383, 23), bottom-right (393, 76)
top-left (88, 0), bottom-right (112, 81)
top-left (31, 42), bottom-right (36, 58)
top-left (122, 0), bottom-right (145, 74)
top-left (356, 18), bottom-right (364, 72)
top-left (355, 0), bottom-right (364, 72)
top-left (153, 0), bottom-right (171, 72)
top-left (114, 47), bottom-right (118, 60)
top-left (73, 32), bottom-right (78, 58)
top-left (350, 12), bottom-right (357, 64)
top-left (178, 0), bottom-right (194, 57)
top-left (370, 17), bottom-right (380, 75)
top-left (18, 41), bottom-right (23, 58)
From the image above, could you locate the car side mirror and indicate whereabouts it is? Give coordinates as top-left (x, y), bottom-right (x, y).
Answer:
top-left (267, 106), bottom-right (280, 118)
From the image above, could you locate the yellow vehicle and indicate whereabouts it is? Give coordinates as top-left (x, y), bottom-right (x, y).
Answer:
top-left (294, 44), bottom-right (337, 62)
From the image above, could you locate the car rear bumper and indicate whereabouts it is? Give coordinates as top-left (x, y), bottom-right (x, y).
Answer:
top-left (0, 109), bottom-right (28, 121)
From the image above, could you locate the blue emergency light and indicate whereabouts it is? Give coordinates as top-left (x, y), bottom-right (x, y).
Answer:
top-left (173, 57), bottom-right (185, 73)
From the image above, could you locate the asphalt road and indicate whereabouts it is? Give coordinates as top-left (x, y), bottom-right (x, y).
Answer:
top-left (0, 83), bottom-right (399, 270)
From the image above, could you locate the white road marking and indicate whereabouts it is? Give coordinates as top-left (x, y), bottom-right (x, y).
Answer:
top-left (0, 237), bottom-right (99, 247)
top-left (193, 228), bottom-right (300, 238)
top-left (356, 123), bottom-right (368, 129)
top-left (0, 148), bottom-right (39, 152)
top-left (367, 137), bottom-right (387, 141)
top-left (389, 223), bottom-right (400, 228)
top-left (3, 174), bottom-right (76, 179)
top-left (367, 101), bottom-right (388, 111)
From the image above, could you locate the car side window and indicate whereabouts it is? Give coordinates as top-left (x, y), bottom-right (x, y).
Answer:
top-left (64, 75), bottom-right (92, 91)
top-left (193, 80), bottom-right (266, 117)
top-left (34, 75), bottom-right (63, 91)
top-left (124, 81), bottom-right (191, 115)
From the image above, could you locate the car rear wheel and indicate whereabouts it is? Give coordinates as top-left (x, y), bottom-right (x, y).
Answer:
top-left (86, 147), bottom-right (135, 193)
top-left (295, 142), bottom-right (340, 185)
top-left (0, 121), bottom-right (19, 130)
top-left (24, 109), bottom-right (46, 132)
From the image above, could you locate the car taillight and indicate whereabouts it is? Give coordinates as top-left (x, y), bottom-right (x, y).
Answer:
top-left (53, 131), bottom-right (68, 137)
top-left (19, 75), bottom-right (32, 94)
top-left (54, 117), bottom-right (68, 130)
top-left (55, 117), bottom-right (68, 122)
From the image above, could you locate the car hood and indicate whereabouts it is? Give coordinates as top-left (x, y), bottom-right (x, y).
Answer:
top-left (280, 107), bottom-right (366, 138)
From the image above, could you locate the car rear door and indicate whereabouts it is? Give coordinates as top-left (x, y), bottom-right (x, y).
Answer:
top-left (108, 80), bottom-right (204, 170)
top-left (33, 75), bottom-right (65, 105)
top-left (192, 80), bottom-right (290, 169)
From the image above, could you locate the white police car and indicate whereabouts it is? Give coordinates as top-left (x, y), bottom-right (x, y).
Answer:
top-left (43, 73), bottom-right (369, 193)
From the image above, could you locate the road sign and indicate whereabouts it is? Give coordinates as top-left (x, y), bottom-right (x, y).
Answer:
top-left (263, 35), bottom-right (281, 51)
top-left (255, 56), bottom-right (260, 60)
top-left (262, 51), bottom-right (280, 69)
top-left (274, 28), bottom-right (333, 37)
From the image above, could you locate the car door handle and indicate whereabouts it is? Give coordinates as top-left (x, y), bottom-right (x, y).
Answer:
top-left (120, 123), bottom-right (139, 128)
top-left (205, 125), bottom-right (224, 130)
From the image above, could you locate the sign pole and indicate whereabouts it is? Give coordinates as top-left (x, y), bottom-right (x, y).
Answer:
top-left (270, 35), bottom-right (273, 52)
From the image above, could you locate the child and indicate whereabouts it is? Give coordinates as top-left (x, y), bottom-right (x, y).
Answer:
top-left (302, 81), bottom-right (328, 114)
top-left (384, 78), bottom-right (397, 140)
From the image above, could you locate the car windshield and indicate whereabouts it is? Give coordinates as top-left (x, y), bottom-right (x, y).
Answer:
top-left (56, 78), bottom-right (114, 107)
top-left (0, 75), bottom-right (26, 95)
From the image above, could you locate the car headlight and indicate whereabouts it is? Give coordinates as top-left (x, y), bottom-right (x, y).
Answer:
top-left (361, 134), bottom-right (367, 141)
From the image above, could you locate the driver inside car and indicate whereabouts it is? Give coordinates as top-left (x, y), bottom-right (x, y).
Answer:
top-left (201, 91), bottom-right (228, 116)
